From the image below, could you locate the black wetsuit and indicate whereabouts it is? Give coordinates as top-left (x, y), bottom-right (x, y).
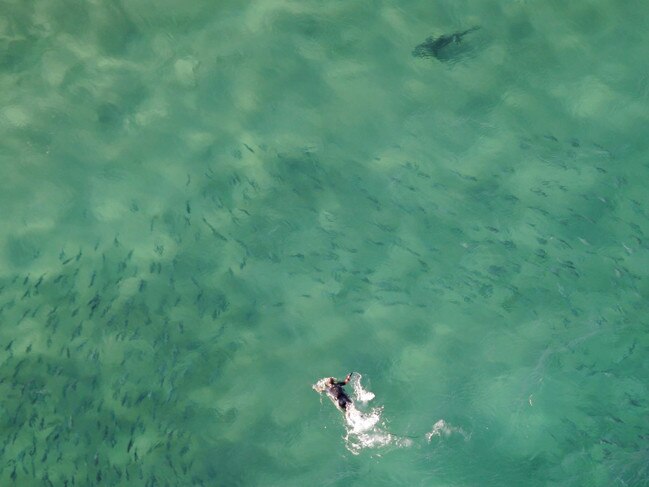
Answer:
top-left (326, 381), bottom-right (352, 411)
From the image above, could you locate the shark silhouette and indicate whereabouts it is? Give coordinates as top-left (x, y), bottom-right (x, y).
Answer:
top-left (413, 26), bottom-right (481, 60)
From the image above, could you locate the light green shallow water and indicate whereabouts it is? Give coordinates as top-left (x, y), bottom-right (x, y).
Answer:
top-left (1, 0), bottom-right (649, 485)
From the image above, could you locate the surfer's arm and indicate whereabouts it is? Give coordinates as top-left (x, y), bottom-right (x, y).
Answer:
top-left (337, 372), bottom-right (353, 386)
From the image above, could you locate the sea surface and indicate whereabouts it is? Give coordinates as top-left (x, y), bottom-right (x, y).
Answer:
top-left (1, 0), bottom-right (648, 485)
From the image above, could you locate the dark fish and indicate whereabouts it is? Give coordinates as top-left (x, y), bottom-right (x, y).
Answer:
top-left (33, 274), bottom-right (45, 289)
top-left (413, 26), bottom-right (480, 59)
top-left (202, 217), bottom-right (228, 241)
top-left (88, 293), bottom-right (101, 314)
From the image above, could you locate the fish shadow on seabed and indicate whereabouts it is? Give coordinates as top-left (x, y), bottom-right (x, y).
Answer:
top-left (412, 26), bottom-right (483, 64)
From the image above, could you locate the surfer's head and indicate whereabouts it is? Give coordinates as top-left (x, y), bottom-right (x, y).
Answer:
top-left (326, 377), bottom-right (335, 386)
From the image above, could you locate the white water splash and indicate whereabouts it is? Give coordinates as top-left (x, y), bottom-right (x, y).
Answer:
top-left (425, 419), bottom-right (470, 443)
top-left (343, 402), bottom-right (413, 455)
top-left (313, 373), bottom-right (412, 455)
top-left (350, 372), bottom-right (375, 403)
top-left (312, 377), bottom-right (330, 394)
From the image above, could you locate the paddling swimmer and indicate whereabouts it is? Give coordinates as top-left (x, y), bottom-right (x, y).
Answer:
top-left (324, 373), bottom-right (354, 413)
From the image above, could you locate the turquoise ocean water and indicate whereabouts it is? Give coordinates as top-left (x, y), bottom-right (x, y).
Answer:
top-left (1, 0), bottom-right (649, 485)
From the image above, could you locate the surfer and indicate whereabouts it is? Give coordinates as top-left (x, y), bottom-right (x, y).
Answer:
top-left (323, 373), bottom-right (354, 413)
